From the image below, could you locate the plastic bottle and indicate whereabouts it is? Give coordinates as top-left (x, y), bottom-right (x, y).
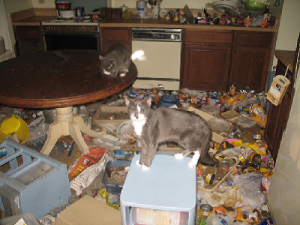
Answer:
top-left (263, 3), bottom-right (270, 14)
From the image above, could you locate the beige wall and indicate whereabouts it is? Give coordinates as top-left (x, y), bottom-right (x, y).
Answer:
top-left (3, 0), bottom-right (33, 50)
top-left (267, 1), bottom-right (300, 224)
top-left (32, 0), bottom-right (55, 8)
top-left (272, 0), bottom-right (300, 67)
top-left (275, 0), bottom-right (300, 51)
top-left (112, 0), bottom-right (206, 9)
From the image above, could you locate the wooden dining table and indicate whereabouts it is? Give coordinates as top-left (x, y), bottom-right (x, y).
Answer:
top-left (0, 50), bottom-right (137, 156)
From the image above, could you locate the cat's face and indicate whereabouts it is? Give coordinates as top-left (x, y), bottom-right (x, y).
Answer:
top-left (125, 97), bottom-right (152, 121)
top-left (99, 55), bottom-right (116, 75)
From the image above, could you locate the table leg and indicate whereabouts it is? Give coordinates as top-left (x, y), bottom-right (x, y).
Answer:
top-left (40, 106), bottom-right (106, 156)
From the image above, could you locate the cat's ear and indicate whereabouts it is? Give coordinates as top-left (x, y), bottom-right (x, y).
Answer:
top-left (144, 96), bottom-right (152, 107)
top-left (124, 96), bottom-right (131, 107)
top-left (99, 55), bottom-right (105, 61)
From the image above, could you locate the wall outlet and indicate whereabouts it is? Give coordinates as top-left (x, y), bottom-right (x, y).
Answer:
top-left (38, 0), bottom-right (45, 4)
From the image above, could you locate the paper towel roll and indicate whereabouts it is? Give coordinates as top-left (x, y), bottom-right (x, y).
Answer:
top-left (0, 36), bottom-right (5, 56)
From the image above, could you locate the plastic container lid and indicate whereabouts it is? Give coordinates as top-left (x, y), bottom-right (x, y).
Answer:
top-left (119, 4), bottom-right (128, 12)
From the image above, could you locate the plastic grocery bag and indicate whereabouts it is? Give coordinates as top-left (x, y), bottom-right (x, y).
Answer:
top-left (232, 173), bottom-right (267, 208)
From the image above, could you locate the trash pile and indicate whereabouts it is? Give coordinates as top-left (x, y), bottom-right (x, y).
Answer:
top-left (0, 84), bottom-right (275, 225)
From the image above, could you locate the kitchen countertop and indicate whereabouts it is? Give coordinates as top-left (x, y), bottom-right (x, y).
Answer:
top-left (100, 18), bottom-right (277, 32)
top-left (10, 7), bottom-right (277, 32)
top-left (10, 8), bottom-right (57, 26)
top-left (11, 16), bottom-right (56, 26)
top-left (275, 50), bottom-right (296, 73)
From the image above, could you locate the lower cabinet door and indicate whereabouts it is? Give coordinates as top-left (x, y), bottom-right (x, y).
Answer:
top-left (182, 44), bottom-right (231, 91)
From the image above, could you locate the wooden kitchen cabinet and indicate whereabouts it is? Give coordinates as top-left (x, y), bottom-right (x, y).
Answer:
top-left (100, 27), bottom-right (132, 52)
top-left (265, 50), bottom-right (298, 162)
top-left (13, 26), bottom-right (44, 56)
top-left (230, 31), bottom-right (275, 92)
top-left (181, 29), bottom-right (232, 91)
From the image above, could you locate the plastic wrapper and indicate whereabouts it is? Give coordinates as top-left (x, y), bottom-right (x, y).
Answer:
top-left (249, 105), bottom-right (267, 128)
top-left (68, 147), bottom-right (107, 181)
top-left (233, 173), bottom-right (267, 208)
top-left (69, 152), bottom-right (110, 196)
top-left (237, 114), bottom-right (257, 128)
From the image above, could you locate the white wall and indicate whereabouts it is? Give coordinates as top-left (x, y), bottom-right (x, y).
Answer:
top-left (275, 0), bottom-right (300, 51)
top-left (267, 0), bottom-right (300, 224)
top-left (112, 0), bottom-right (206, 9)
top-left (272, 0), bottom-right (300, 67)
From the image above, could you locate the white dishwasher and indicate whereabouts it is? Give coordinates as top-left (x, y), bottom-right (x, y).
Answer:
top-left (132, 28), bottom-right (182, 90)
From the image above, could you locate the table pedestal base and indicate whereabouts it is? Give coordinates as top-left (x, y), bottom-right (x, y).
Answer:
top-left (40, 106), bottom-right (105, 156)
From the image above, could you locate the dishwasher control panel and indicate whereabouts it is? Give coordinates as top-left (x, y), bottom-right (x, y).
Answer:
top-left (132, 28), bottom-right (182, 42)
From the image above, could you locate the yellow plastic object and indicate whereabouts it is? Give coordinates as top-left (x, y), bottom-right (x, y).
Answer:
top-left (0, 115), bottom-right (30, 144)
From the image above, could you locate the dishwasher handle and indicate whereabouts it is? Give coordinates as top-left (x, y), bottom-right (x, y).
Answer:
top-left (132, 28), bottom-right (182, 42)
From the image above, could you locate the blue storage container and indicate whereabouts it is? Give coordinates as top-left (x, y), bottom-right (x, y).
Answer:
top-left (102, 160), bottom-right (131, 194)
top-left (120, 154), bottom-right (196, 225)
top-left (0, 139), bottom-right (71, 219)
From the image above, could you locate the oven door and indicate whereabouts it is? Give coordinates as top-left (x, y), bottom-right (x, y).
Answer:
top-left (43, 31), bottom-right (100, 51)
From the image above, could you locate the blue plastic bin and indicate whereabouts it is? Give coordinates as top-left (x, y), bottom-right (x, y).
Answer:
top-left (0, 139), bottom-right (71, 219)
top-left (120, 154), bottom-right (196, 225)
top-left (102, 160), bottom-right (131, 194)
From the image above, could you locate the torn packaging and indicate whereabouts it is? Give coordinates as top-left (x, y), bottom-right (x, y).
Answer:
top-left (125, 96), bottom-right (216, 168)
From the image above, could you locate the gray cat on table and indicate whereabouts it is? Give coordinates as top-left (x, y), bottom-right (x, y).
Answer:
top-left (125, 96), bottom-right (216, 169)
top-left (99, 44), bottom-right (131, 78)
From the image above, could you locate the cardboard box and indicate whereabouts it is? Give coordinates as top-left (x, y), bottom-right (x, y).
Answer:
top-left (55, 195), bottom-right (121, 225)
top-left (267, 75), bottom-right (290, 106)
top-left (93, 106), bottom-right (129, 127)
top-left (187, 106), bottom-right (225, 144)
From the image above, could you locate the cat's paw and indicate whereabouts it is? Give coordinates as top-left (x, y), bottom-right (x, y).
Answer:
top-left (136, 159), bottom-right (142, 166)
top-left (188, 160), bottom-right (197, 168)
top-left (175, 153), bottom-right (184, 159)
top-left (142, 165), bottom-right (150, 170)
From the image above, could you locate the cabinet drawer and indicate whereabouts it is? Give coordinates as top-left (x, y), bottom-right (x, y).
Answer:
top-left (185, 30), bottom-right (232, 44)
top-left (15, 26), bottom-right (41, 40)
top-left (235, 31), bottom-right (274, 48)
top-left (101, 28), bottom-right (131, 41)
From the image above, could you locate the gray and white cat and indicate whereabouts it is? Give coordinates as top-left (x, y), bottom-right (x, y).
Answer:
top-left (99, 44), bottom-right (131, 77)
top-left (125, 96), bottom-right (215, 169)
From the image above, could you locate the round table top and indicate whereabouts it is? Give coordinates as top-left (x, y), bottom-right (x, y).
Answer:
top-left (0, 50), bottom-right (137, 108)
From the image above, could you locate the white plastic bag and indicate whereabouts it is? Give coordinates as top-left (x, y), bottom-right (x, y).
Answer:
top-left (233, 173), bottom-right (267, 208)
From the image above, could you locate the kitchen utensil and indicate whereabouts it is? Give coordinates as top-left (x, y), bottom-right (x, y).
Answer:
top-left (55, 1), bottom-right (71, 10)
top-left (211, 1), bottom-right (240, 17)
top-left (75, 7), bottom-right (84, 18)
top-left (59, 10), bottom-right (75, 18)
